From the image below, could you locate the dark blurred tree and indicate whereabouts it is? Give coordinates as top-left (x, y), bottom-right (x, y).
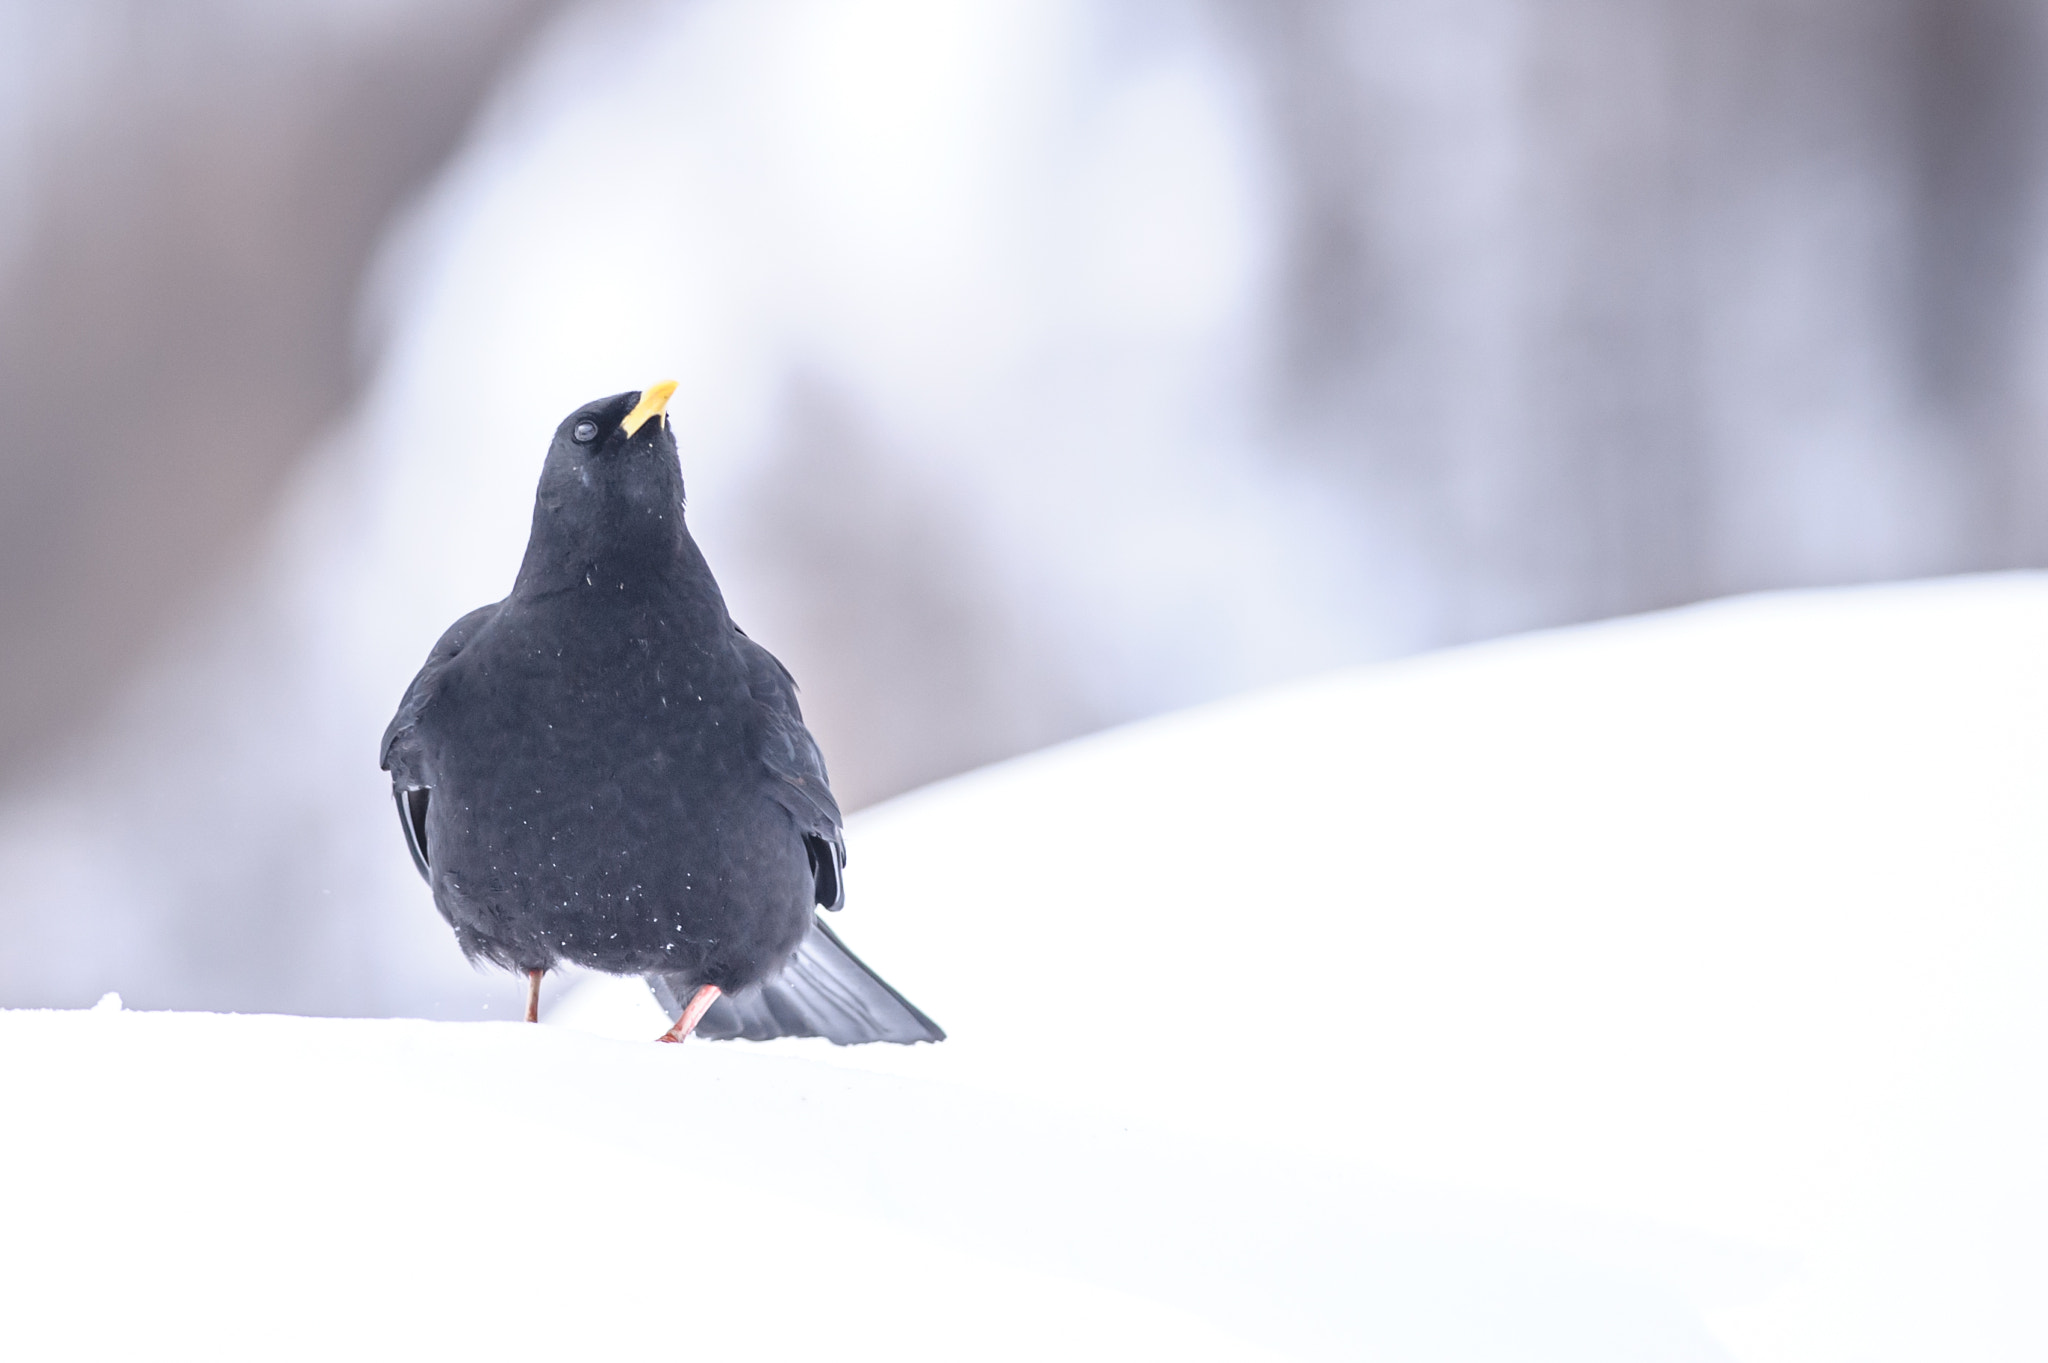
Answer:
top-left (1220, 0), bottom-right (2048, 641)
top-left (0, 0), bottom-right (573, 777)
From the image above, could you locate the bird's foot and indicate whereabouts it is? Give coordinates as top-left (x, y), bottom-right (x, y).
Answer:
top-left (656, 984), bottom-right (723, 1044)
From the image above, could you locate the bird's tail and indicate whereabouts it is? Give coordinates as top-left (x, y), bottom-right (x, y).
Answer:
top-left (647, 917), bottom-right (944, 1045)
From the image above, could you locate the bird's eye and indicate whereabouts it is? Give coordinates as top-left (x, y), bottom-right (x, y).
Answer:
top-left (573, 419), bottom-right (599, 443)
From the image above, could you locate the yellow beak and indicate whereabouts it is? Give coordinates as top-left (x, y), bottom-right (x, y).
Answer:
top-left (619, 380), bottom-right (678, 438)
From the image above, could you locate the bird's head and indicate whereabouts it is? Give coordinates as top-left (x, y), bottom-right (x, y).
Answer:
top-left (518, 381), bottom-right (693, 591)
top-left (537, 382), bottom-right (683, 506)
top-left (551, 380), bottom-right (679, 463)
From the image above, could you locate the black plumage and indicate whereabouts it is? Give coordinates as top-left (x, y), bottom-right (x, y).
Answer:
top-left (379, 385), bottom-right (942, 1045)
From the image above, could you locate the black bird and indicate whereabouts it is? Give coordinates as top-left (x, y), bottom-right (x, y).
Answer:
top-left (379, 383), bottom-right (942, 1045)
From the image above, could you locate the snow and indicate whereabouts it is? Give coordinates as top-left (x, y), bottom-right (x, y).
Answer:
top-left (7, 575), bottom-right (2048, 1359)
top-left (0, 1008), bottom-right (1279, 1361)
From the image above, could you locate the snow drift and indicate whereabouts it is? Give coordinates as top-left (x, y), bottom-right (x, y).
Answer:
top-left (6, 575), bottom-right (2046, 1360)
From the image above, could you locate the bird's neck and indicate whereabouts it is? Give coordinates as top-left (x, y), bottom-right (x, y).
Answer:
top-left (511, 498), bottom-right (725, 621)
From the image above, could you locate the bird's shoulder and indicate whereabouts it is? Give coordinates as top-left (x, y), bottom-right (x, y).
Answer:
top-left (380, 601), bottom-right (504, 776)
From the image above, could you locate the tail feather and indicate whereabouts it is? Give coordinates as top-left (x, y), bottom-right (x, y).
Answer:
top-left (648, 917), bottom-right (944, 1045)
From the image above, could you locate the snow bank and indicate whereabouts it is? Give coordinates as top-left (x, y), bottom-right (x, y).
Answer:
top-left (8, 576), bottom-right (2047, 1359)
top-left (0, 1007), bottom-right (1278, 1361)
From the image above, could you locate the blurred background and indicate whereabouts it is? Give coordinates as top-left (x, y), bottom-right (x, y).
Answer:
top-left (1, 0), bottom-right (2045, 1015)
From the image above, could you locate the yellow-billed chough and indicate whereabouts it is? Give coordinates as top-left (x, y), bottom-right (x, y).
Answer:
top-left (380, 384), bottom-right (942, 1045)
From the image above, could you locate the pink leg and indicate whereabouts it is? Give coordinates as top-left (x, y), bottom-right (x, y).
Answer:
top-left (525, 969), bottom-right (543, 1023)
top-left (656, 984), bottom-right (723, 1044)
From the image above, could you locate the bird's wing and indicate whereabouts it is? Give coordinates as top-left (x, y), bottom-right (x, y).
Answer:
top-left (730, 624), bottom-right (846, 909)
top-left (379, 601), bottom-right (502, 881)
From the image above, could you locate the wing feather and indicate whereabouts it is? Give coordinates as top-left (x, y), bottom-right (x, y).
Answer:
top-left (731, 624), bottom-right (846, 910)
top-left (381, 601), bottom-right (501, 881)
